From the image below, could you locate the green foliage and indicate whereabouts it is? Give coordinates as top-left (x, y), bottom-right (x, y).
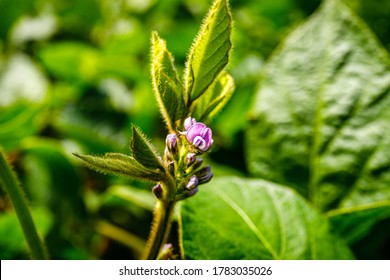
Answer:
top-left (130, 126), bottom-right (164, 170)
top-left (151, 32), bottom-right (185, 131)
top-left (74, 152), bottom-right (164, 183)
top-left (184, 0), bottom-right (232, 103)
top-left (246, 0), bottom-right (390, 250)
top-left (181, 177), bottom-right (353, 260)
top-left (1, 0), bottom-right (390, 260)
top-left (193, 71), bottom-right (234, 123)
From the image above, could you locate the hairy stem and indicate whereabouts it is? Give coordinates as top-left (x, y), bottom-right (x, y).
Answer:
top-left (0, 148), bottom-right (48, 259)
top-left (144, 200), bottom-right (176, 260)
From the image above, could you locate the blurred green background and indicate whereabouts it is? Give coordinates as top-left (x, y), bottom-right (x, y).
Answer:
top-left (0, 0), bottom-right (389, 259)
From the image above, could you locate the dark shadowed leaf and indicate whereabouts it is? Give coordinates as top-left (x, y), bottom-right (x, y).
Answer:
top-left (130, 126), bottom-right (164, 170)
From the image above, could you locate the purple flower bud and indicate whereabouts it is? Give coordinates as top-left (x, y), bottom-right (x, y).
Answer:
top-left (184, 119), bottom-right (213, 152)
top-left (195, 165), bottom-right (213, 184)
top-left (162, 243), bottom-right (173, 251)
top-left (165, 133), bottom-right (177, 152)
top-left (185, 175), bottom-right (198, 190)
top-left (152, 184), bottom-right (163, 199)
top-left (184, 117), bottom-right (196, 130)
top-left (187, 186), bottom-right (198, 197)
top-left (186, 153), bottom-right (196, 166)
top-left (192, 157), bottom-right (203, 170)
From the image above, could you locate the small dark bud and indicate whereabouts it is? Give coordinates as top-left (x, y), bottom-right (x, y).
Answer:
top-left (187, 186), bottom-right (199, 197)
top-left (185, 175), bottom-right (198, 190)
top-left (158, 243), bottom-right (175, 260)
top-left (195, 165), bottom-right (213, 184)
top-left (186, 153), bottom-right (196, 166)
top-left (152, 184), bottom-right (163, 199)
top-left (192, 157), bottom-right (204, 170)
top-left (168, 161), bottom-right (175, 175)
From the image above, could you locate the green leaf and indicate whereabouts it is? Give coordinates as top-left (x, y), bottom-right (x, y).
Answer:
top-left (246, 0), bottom-right (390, 217)
top-left (180, 177), bottom-right (354, 260)
top-left (0, 208), bottom-right (52, 259)
top-left (0, 104), bottom-right (47, 151)
top-left (130, 125), bottom-right (164, 170)
top-left (183, 0), bottom-right (232, 103)
top-left (327, 201), bottom-right (390, 244)
top-left (74, 152), bottom-right (164, 183)
top-left (151, 31), bottom-right (185, 131)
top-left (193, 71), bottom-right (234, 123)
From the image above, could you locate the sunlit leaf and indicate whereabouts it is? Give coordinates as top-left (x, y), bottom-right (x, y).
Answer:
top-left (181, 177), bottom-right (353, 260)
top-left (184, 0), bottom-right (232, 102)
top-left (193, 71), bottom-right (234, 123)
top-left (151, 31), bottom-right (185, 131)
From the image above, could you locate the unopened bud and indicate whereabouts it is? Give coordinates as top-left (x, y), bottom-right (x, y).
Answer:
top-left (165, 133), bottom-right (177, 153)
top-left (187, 186), bottom-right (198, 197)
top-left (168, 161), bottom-right (175, 175)
top-left (152, 184), bottom-right (163, 199)
top-left (192, 158), bottom-right (204, 170)
top-left (185, 175), bottom-right (198, 190)
top-left (186, 153), bottom-right (196, 166)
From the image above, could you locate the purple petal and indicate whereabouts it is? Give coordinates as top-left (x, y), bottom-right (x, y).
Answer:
top-left (185, 175), bottom-right (199, 190)
top-left (186, 122), bottom-right (206, 142)
top-left (184, 117), bottom-right (196, 130)
top-left (201, 128), bottom-right (212, 146)
top-left (193, 136), bottom-right (207, 151)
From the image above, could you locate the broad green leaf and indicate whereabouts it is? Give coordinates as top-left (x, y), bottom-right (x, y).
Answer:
top-left (130, 125), bottom-right (164, 170)
top-left (183, 0), bottom-right (232, 102)
top-left (74, 152), bottom-right (164, 183)
top-left (193, 71), bottom-right (234, 123)
top-left (327, 201), bottom-right (390, 244)
top-left (181, 177), bottom-right (353, 260)
top-left (246, 0), bottom-right (390, 222)
top-left (151, 31), bottom-right (185, 131)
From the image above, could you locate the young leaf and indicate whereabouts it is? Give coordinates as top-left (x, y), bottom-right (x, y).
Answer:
top-left (74, 152), bottom-right (164, 182)
top-left (246, 0), bottom-right (390, 219)
top-left (180, 177), bottom-right (353, 260)
top-left (183, 0), bottom-right (232, 103)
top-left (193, 71), bottom-right (234, 123)
top-left (130, 125), bottom-right (164, 170)
top-left (151, 31), bottom-right (185, 131)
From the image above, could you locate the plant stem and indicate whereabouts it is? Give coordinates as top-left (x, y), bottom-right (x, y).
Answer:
top-left (144, 200), bottom-right (176, 260)
top-left (0, 148), bottom-right (48, 259)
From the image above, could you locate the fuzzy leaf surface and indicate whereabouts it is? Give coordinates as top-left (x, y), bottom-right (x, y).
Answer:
top-left (151, 31), bottom-right (184, 131)
top-left (184, 0), bottom-right (232, 102)
top-left (130, 126), bottom-right (164, 170)
top-left (181, 177), bottom-right (353, 260)
top-left (74, 152), bottom-right (164, 182)
top-left (246, 0), bottom-right (390, 239)
top-left (193, 71), bottom-right (234, 123)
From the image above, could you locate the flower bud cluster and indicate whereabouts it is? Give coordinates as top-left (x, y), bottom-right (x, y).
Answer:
top-left (153, 117), bottom-right (214, 201)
